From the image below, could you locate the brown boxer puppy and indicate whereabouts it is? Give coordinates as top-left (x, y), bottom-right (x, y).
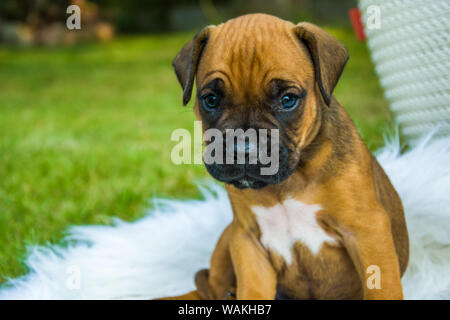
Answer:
top-left (167, 13), bottom-right (409, 300)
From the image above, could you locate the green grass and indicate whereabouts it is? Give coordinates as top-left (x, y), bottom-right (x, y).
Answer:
top-left (0, 27), bottom-right (391, 282)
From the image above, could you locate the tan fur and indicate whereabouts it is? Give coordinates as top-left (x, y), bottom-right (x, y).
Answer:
top-left (165, 14), bottom-right (409, 300)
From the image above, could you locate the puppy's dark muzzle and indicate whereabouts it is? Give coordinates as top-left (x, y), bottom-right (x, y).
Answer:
top-left (204, 138), bottom-right (293, 189)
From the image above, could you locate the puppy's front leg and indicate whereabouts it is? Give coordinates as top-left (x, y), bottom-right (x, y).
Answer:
top-left (196, 225), bottom-right (235, 299)
top-left (229, 224), bottom-right (277, 300)
top-left (338, 208), bottom-right (404, 300)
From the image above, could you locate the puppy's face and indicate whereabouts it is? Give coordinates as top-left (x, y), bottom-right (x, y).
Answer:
top-left (173, 14), bottom-right (348, 189)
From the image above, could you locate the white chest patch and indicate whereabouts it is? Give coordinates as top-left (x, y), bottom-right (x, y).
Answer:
top-left (252, 199), bottom-right (337, 265)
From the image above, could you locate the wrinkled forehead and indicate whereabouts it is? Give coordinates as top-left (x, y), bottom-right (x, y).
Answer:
top-left (197, 17), bottom-right (314, 95)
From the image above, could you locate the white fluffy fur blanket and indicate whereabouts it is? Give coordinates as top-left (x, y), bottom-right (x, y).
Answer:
top-left (1, 134), bottom-right (450, 300)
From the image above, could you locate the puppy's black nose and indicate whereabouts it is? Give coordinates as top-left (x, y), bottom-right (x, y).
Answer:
top-left (233, 139), bottom-right (251, 154)
top-left (231, 138), bottom-right (260, 164)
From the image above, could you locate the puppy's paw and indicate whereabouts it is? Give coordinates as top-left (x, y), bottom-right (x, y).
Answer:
top-left (195, 269), bottom-right (212, 299)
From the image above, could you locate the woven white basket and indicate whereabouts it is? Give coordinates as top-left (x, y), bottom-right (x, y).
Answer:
top-left (359, 0), bottom-right (450, 145)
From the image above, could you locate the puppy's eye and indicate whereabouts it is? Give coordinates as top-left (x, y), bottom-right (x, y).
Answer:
top-left (280, 93), bottom-right (299, 110)
top-left (202, 94), bottom-right (219, 110)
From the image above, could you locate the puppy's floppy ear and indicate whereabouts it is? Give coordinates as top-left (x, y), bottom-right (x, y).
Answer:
top-left (293, 22), bottom-right (349, 106)
top-left (172, 26), bottom-right (214, 106)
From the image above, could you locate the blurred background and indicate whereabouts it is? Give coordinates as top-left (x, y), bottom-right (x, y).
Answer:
top-left (0, 0), bottom-right (391, 282)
